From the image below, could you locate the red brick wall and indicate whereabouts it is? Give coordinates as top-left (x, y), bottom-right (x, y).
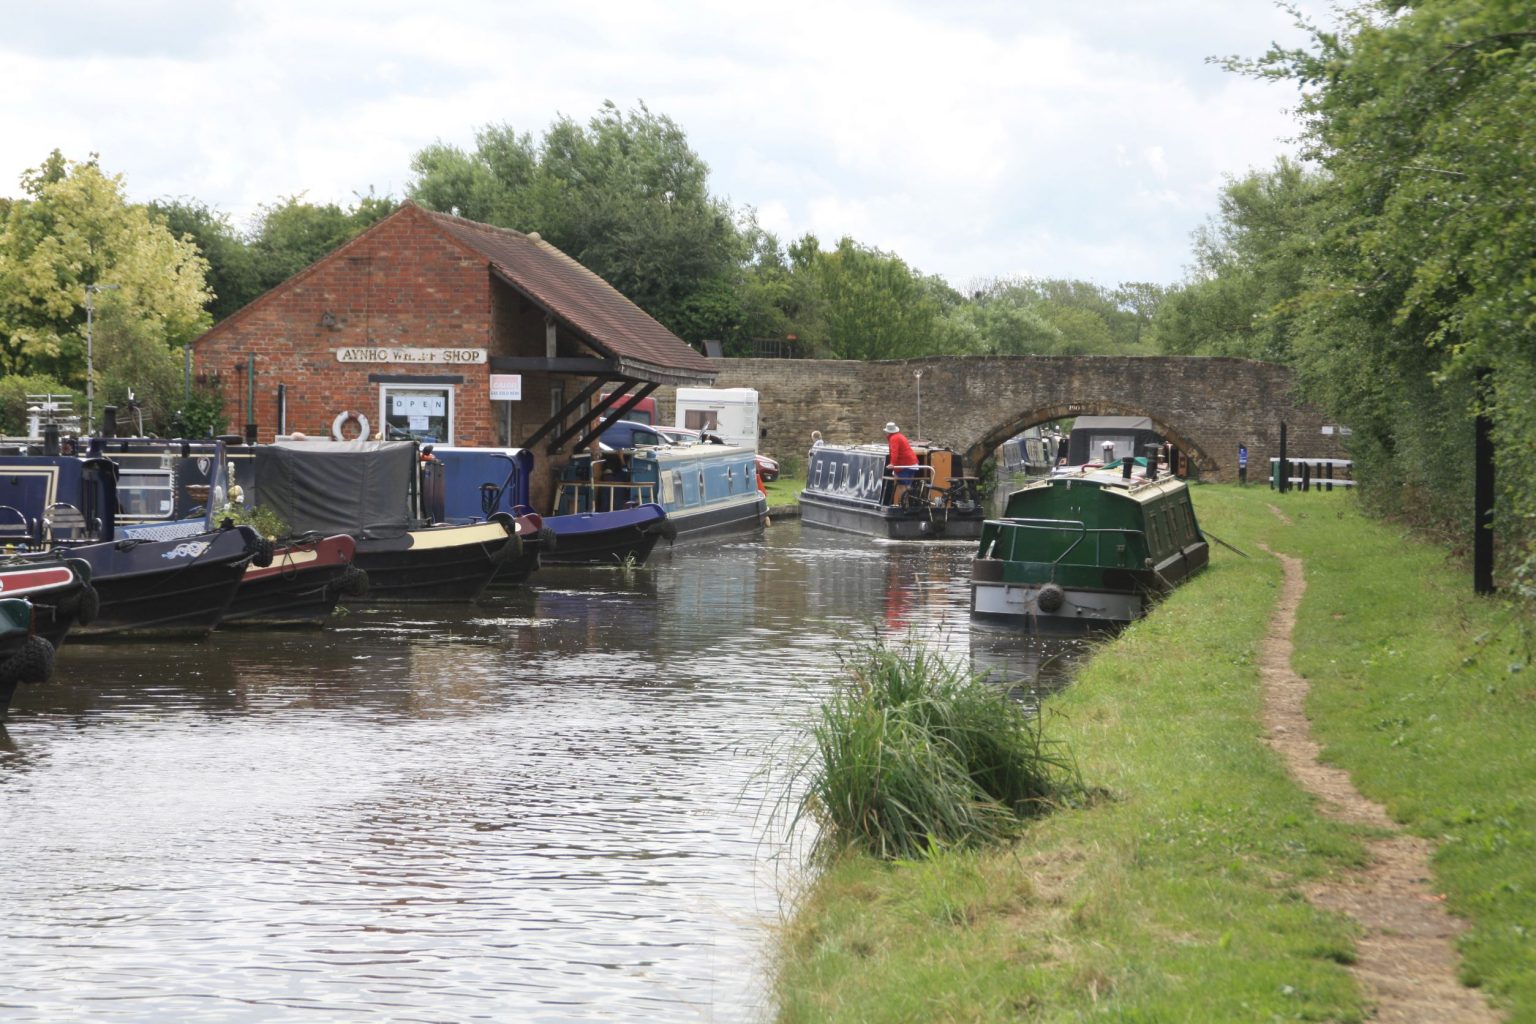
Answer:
top-left (192, 205), bottom-right (500, 445)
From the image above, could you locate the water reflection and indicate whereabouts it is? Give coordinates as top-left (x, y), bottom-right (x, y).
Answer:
top-left (1, 521), bottom-right (1088, 1023)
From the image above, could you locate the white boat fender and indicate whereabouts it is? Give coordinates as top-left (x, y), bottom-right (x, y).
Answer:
top-left (331, 410), bottom-right (370, 441)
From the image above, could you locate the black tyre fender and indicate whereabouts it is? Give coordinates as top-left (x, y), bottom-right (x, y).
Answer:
top-left (643, 519), bottom-right (678, 543)
top-left (63, 584), bottom-right (101, 626)
top-left (538, 525), bottom-right (558, 553)
top-left (333, 565), bottom-right (370, 599)
top-left (251, 537), bottom-right (275, 568)
top-left (0, 635), bottom-right (56, 687)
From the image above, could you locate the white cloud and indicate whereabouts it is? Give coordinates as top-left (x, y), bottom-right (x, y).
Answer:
top-left (0, 0), bottom-right (1320, 286)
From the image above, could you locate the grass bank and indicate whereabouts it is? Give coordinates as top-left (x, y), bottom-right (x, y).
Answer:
top-left (773, 484), bottom-right (1534, 1022)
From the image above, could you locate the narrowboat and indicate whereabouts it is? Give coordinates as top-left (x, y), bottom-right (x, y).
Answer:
top-left (429, 445), bottom-right (671, 573)
top-left (0, 597), bottom-right (55, 714)
top-left (221, 533), bottom-right (367, 627)
top-left (0, 439), bottom-right (264, 637)
top-left (970, 459), bottom-right (1209, 631)
top-left (82, 435), bottom-right (365, 626)
top-left (1061, 416), bottom-right (1164, 467)
top-left (555, 441), bottom-right (764, 544)
top-left (237, 439), bottom-right (519, 604)
top-left (798, 443), bottom-right (985, 540)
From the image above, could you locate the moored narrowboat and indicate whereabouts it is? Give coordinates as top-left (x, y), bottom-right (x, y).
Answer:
top-left (970, 460), bottom-right (1208, 631)
top-left (798, 443), bottom-right (984, 540)
top-left (237, 440), bottom-right (520, 604)
top-left (555, 441), bottom-right (764, 544)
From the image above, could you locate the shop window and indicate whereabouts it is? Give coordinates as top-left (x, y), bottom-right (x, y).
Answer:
top-left (380, 384), bottom-right (453, 444)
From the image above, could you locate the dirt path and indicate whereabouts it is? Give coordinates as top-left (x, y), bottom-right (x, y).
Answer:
top-left (1256, 543), bottom-right (1501, 1023)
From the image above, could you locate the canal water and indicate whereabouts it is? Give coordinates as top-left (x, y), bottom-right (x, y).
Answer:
top-left (1, 520), bottom-right (1091, 1023)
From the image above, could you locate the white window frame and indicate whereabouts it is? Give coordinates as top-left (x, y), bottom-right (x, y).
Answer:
top-left (378, 383), bottom-right (455, 445)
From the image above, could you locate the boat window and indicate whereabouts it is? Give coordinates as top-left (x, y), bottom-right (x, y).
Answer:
top-left (838, 463), bottom-right (849, 491)
top-left (117, 469), bottom-right (175, 520)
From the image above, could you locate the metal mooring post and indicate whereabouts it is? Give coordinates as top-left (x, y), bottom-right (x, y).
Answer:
top-left (1278, 422), bottom-right (1289, 493)
top-left (1474, 368), bottom-right (1495, 594)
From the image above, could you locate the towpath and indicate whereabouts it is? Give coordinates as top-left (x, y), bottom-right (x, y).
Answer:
top-left (1257, 539), bottom-right (1501, 1023)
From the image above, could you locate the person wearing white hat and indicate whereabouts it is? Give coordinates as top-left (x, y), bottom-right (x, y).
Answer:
top-left (883, 421), bottom-right (918, 495)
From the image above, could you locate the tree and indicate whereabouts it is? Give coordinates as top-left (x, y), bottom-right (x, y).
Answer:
top-left (409, 101), bottom-right (743, 343)
top-left (0, 151), bottom-right (212, 431)
top-left (786, 236), bottom-right (944, 360)
top-left (1240, 1), bottom-right (1536, 568)
top-left (1149, 159), bottom-right (1323, 360)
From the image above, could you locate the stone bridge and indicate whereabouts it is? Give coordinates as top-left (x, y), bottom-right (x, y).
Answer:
top-left (684, 355), bottom-right (1347, 482)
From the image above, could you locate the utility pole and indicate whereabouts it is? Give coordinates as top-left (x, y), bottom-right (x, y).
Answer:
top-left (85, 283), bottom-right (120, 433)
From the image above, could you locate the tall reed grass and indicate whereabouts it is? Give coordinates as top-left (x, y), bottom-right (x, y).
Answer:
top-left (794, 639), bottom-right (1078, 861)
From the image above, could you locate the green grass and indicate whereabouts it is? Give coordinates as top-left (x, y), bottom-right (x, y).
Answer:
top-left (764, 467), bottom-right (804, 508)
top-left (774, 485), bottom-right (1532, 1022)
top-left (791, 639), bottom-right (1079, 863)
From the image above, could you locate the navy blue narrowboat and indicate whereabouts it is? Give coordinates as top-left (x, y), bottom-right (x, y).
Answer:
top-left (0, 439), bottom-right (262, 637)
top-left (799, 443), bottom-right (985, 540)
top-left (431, 445), bottom-right (673, 570)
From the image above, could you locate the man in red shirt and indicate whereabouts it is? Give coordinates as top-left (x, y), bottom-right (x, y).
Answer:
top-left (884, 422), bottom-right (919, 494)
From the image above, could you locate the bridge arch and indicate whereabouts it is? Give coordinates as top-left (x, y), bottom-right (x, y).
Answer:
top-left (700, 355), bottom-right (1348, 484)
top-left (970, 400), bottom-right (1217, 477)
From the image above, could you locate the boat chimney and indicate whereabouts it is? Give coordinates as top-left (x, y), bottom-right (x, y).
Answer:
top-left (102, 405), bottom-right (118, 439)
top-left (1121, 454), bottom-right (1133, 480)
top-left (1145, 444), bottom-right (1160, 480)
top-left (43, 423), bottom-right (60, 456)
top-left (1101, 441), bottom-right (1114, 465)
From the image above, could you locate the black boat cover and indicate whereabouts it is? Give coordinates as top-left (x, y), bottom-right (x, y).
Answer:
top-left (249, 441), bottom-right (417, 539)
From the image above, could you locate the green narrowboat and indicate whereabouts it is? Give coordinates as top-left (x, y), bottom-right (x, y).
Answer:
top-left (970, 461), bottom-right (1208, 631)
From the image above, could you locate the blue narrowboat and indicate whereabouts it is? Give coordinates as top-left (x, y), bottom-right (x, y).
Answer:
top-left (555, 441), bottom-right (765, 544)
top-left (430, 445), bottom-right (672, 571)
top-left (799, 443), bottom-right (985, 540)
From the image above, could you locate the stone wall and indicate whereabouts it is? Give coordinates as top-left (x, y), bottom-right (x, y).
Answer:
top-left (652, 356), bottom-right (1349, 483)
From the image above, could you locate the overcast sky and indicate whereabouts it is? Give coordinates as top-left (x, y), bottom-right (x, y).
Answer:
top-left (1, 1), bottom-right (1319, 290)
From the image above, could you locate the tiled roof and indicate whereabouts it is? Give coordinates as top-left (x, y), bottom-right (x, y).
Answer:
top-left (422, 207), bottom-right (717, 380)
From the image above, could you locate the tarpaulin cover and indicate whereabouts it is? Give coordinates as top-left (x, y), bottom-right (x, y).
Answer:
top-left (249, 441), bottom-right (417, 539)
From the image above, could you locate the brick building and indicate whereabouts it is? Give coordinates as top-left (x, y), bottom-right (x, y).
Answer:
top-left (191, 202), bottom-right (717, 511)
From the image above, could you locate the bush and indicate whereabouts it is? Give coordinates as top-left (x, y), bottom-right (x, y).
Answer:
top-left (793, 638), bottom-right (1077, 861)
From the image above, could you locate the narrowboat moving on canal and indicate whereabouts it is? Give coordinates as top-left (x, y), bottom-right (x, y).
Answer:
top-left (1060, 416), bottom-right (1165, 468)
top-left (798, 442), bottom-right (985, 540)
top-left (971, 458), bottom-right (1209, 631)
top-left (239, 439), bottom-right (519, 604)
top-left (555, 440), bottom-right (764, 545)
top-left (0, 597), bottom-right (55, 715)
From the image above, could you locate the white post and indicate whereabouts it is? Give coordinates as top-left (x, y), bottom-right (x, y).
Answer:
top-left (914, 368), bottom-right (924, 442)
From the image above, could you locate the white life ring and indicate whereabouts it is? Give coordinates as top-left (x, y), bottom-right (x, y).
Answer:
top-left (332, 410), bottom-right (370, 441)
